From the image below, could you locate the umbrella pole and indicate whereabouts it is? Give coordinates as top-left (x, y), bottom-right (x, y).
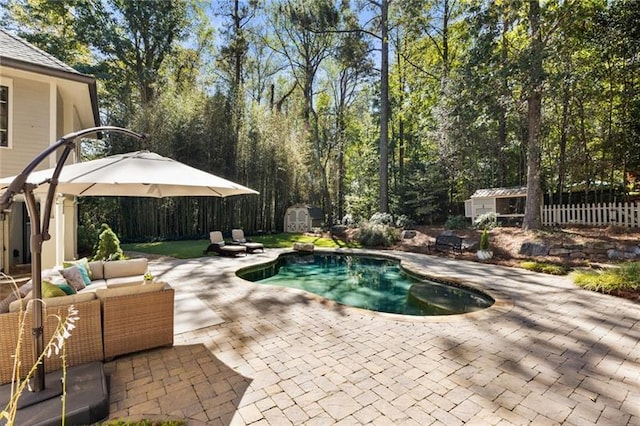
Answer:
top-left (24, 190), bottom-right (45, 392)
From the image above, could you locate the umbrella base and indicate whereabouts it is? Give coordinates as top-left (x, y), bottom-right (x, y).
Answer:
top-left (0, 362), bottom-right (108, 426)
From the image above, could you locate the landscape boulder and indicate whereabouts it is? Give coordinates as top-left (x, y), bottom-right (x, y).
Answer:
top-left (400, 230), bottom-right (417, 240)
top-left (519, 242), bottom-right (549, 256)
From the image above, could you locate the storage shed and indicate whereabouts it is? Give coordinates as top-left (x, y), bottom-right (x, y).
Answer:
top-left (465, 186), bottom-right (527, 223)
top-left (284, 204), bottom-right (324, 233)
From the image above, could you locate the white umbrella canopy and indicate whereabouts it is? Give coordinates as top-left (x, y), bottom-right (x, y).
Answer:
top-left (0, 150), bottom-right (258, 197)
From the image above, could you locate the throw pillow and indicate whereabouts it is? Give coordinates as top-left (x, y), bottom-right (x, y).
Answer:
top-left (0, 291), bottom-right (20, 314)
top-left (59, 266), bottom-right (86, 291)
top-left (42, 280), bottom-right (67, 298)
top-left (55, 281), bottom-right (77, 295)
top-left (19, 279), bottom-right (33, 297)
top-left (63, 257), bottom-right (93, 281)
top-left (76, 265), bottom-right (91, 285)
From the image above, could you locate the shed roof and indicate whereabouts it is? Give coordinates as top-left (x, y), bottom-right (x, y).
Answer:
top-left (287, 204), bottom-right (323, 219)
top-left (471, 186), bottom-right (528, 198)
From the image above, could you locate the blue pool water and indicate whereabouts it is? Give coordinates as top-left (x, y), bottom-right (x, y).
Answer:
top-left (237, 253), bottom-right (494, 316)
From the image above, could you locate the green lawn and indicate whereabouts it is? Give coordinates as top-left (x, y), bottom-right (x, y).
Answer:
top-left (122, 233), bottom-right (359, 259)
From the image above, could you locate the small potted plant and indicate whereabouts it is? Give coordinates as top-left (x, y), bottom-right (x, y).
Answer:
top-left (477, 229), bottom-right (493, 260)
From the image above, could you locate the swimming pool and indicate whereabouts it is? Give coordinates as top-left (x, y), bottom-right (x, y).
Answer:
top-left (237, 253), bottom-right (494, 316)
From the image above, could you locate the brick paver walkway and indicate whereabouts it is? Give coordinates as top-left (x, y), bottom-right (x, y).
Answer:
top-left (105, 249), bottom-right (640, 425)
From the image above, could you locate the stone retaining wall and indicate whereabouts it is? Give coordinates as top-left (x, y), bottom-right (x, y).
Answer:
top-left (520, 241), bottom-right (640, 261)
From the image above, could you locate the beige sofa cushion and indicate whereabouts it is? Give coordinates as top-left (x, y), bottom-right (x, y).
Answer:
top-left (95, 281), bottom-right (166, 300)
top-left (9, 292), bottom-right (96, 313)
top-left (106, 276), bottom-right (146, 288)
top-left (88, 261), bottom-right (104, 280)
top-left (78, 280), bottom-right (108, 293)
top-left (102, 258), bottom-right (148, 279)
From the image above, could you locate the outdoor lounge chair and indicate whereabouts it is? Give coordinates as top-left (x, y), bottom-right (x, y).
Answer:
top-left (204, 231), bottom-right (247, 256)
top-left (231, 229), bottom-right (265, 253)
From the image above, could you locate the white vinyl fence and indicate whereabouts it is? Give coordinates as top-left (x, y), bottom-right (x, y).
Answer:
top-left (541, 202), bottom-right (640, 227)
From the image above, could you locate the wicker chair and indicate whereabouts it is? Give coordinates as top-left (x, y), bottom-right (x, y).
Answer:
top-left (99, 286), bottom-right (174, 360)
top-left (0, 299), bottom-right (104, 385)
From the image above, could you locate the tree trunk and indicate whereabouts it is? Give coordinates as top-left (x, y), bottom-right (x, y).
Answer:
top-left (336, 81), bottom-right (347, 222)
top-left (379, 0), bottom-right (389, 213)
top-left (497, 7), bottom-right (509, 186)
top-left (523, 0), bottom-right (543, 230)
top-left (557, 81), bottom-right (570, 205)
top-left (231, 0), bottom-right (243, 179)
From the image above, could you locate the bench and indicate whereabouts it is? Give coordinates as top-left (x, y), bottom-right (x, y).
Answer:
top-left (435, 234), bottom-right (463, 254)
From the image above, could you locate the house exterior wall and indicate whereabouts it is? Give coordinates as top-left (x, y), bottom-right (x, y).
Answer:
top-left (1, 73), bottom-right (93, 272)
top-left (0, 76), bottom-right (50, 176)
top-left (1, 31), bottom-right (98, 274)
top-left (1, 76), bottom-right (51, 272)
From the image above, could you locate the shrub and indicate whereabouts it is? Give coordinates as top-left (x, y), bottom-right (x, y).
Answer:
top-left (572, 261), bottom-right (640, 293)
top-left (395, 214), bottom-right (414, 229)
top-left (444, 215), bottom-right (469, 230)
top-left (356, 222), bottom-right (399, 247)
top-left (619, 261), bottom-right (640, 283)
top-left (474, 212), bottom-right (497, 229)
top-left (521, 261), bottom-right (569, 275)
top-left (93, 224), bottom-right (125, 261)
top-left (341, 214), bottom-right (356, 227)
top-left (369, 212), bottom-right (394, 226)
top-left (479, 229), bottom-right (490, 251)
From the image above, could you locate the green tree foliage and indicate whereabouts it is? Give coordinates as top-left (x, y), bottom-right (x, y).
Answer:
top-left (2, 0), bottom-right (90, 65)
top-left (447, 1), bottom-right (525, 195)
top-left (326, 5), bottom-right (373, 222)
top-left (4, 0), bottom-right (640, 240)
top-left (93, 223), bottom-right (124, 260)
top-left (74, 0), bottom-right (201, 117)
top-left (589, 0), bottom-right (640, 195)
top-left (268, 0), bottom-right (340, 223)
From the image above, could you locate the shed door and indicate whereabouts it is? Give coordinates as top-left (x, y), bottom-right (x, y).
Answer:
top-left (297, 210), bottom-right (309, 232)
top-left (286, 209), bottom-right (298, 232)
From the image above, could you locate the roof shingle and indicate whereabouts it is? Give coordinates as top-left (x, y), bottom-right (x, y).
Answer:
top-left (0, 28), bottom-right (82, 75)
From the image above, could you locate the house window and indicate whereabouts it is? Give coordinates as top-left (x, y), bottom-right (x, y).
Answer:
top-left (0, 85), bottom-right (8, 148)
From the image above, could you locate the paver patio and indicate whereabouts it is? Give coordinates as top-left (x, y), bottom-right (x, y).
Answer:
top-left (104, 249), bottom-right (640, 425)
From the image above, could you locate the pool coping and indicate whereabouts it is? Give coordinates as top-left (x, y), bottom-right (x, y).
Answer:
top-left (234, 247), bottom-right (514, 323)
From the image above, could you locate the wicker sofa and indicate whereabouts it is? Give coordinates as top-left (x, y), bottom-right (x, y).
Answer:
top-left (0, 295), bottom-right (104, 385)
top-left (0, 258), bottom-right (174, 385)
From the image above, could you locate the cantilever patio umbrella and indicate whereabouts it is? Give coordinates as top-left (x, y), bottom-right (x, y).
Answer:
top-left (0, 127), bottom-right (257, 401)
top-left (0, 150), bottom-right (258, 197)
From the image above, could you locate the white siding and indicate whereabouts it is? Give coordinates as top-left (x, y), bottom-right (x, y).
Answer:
top-left (0, 77), bottom-right (50, 177)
